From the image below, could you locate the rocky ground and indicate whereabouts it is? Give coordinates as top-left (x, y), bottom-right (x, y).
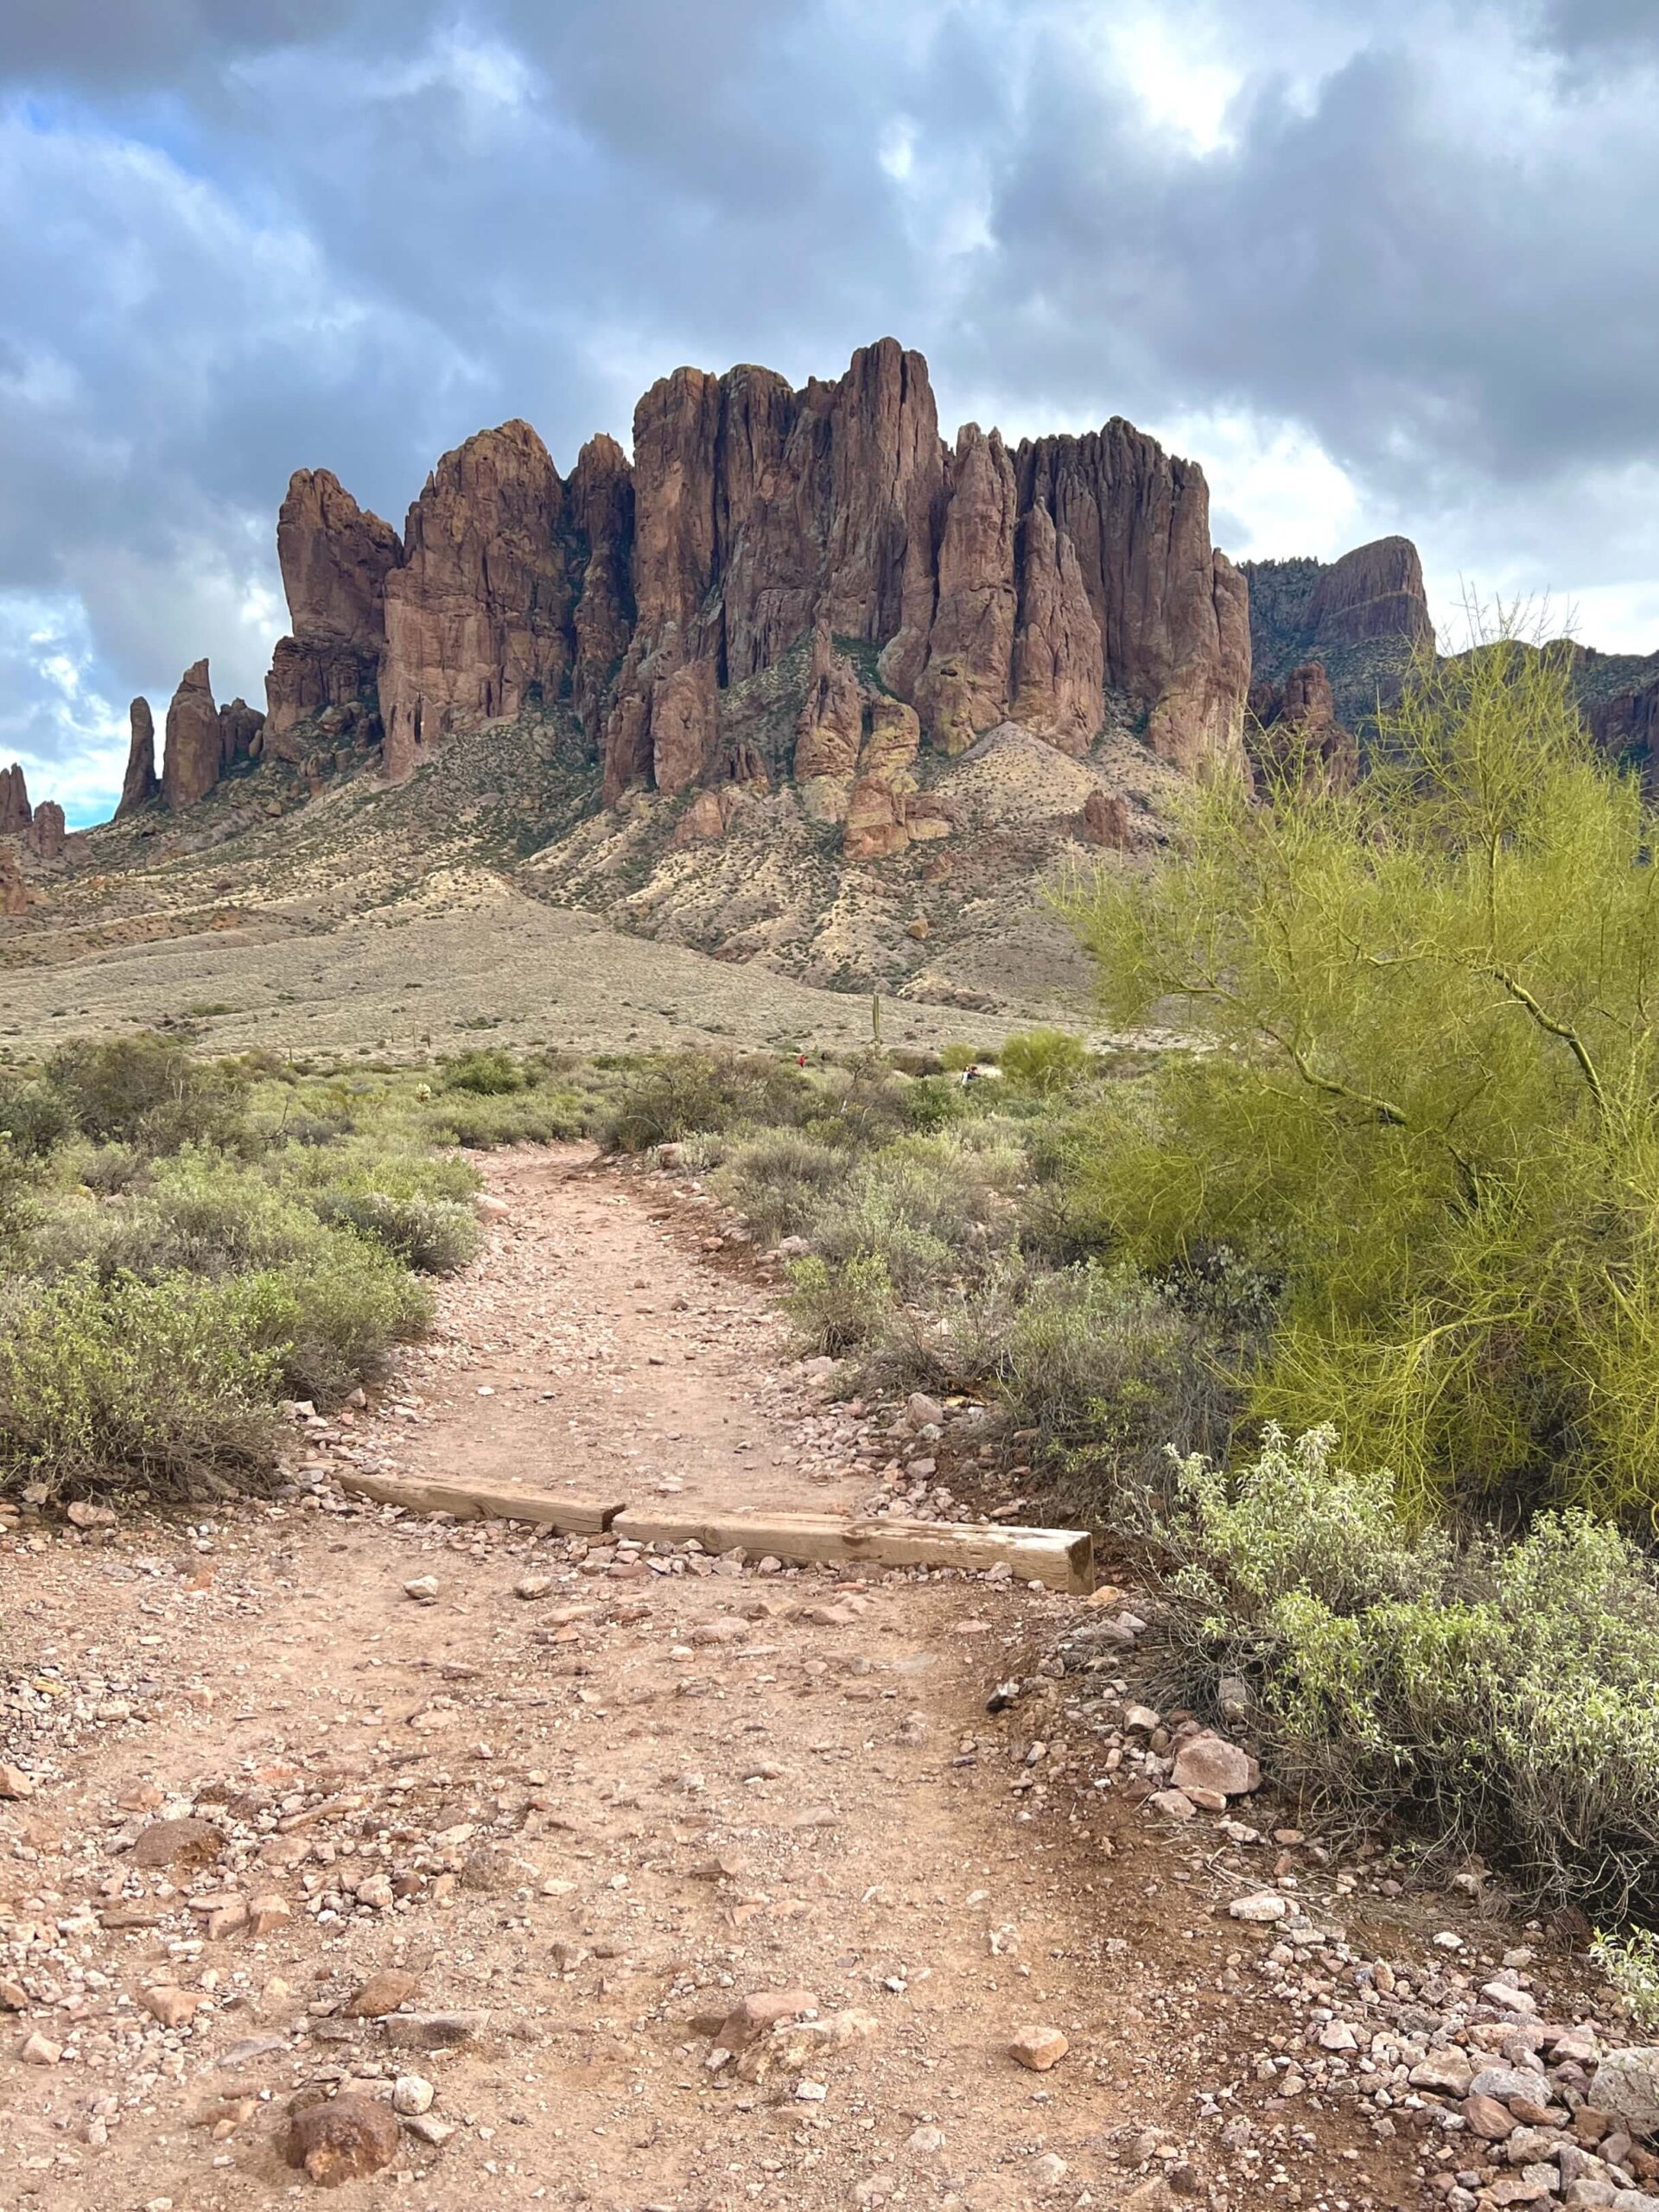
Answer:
top-left (3, 1147), bottom-right (1657, 2212)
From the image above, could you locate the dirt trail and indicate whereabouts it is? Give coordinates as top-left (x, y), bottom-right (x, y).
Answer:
top-left (0, 1148), bottom-right (1427, 2212)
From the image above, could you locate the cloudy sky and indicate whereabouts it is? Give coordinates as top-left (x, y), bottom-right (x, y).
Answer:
top-left (4, 0), bottom-right (1658, 821)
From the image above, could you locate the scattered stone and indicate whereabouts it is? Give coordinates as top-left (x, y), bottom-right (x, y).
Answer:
top-left (142, 1985), bottom-right (200, 2029)
top-left (282, 2094), bottom-right (401, 2188)
top-left (1592, 2049), bottom-right (1659, 2139)
top-left (1229, 1893), bottom-right (1290, 1923)
top-left (1170, 1731), bottom-right (1260, 1799)
top-left (130, 1815), bottom-right (222, 1870)
top-left (346, 1968), bottom-right (422, 2018)
top-left (392, 2075), bottom-right (435, 2116)
top-left (0, 1764), bottom-right (34, 1801)
top-left (19, 2030), bottom-right (61, 2065)
top-left (383, 2011), bottom-right (485, 2051)
top-left (404, 1575), bottom-right (440, 1605)
top-left (1008, 2024), bottom-right (1069, 2071)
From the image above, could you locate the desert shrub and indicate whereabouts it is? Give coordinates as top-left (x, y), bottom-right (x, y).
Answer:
top-left (442, 1048), bottom-right (524, 1096)
top-left (311, 1191), bottom-right (479, 1274)
top-left (1160, 1424), bottom-right (1659, 1916)
top-left (0, 1077), bottom-right (74, 1158)
top-left (901, 1076), bottom-right (966, 1132)
top-left (712, 1130), bottom-right (849, 1243)
top-left (422, 1087), bottom-right (593, 1147)
top-left (599, 1052), bottom-right (813, 1153)
top-left (785, 1252), bottom-right (895, 1356)
top-left (237, 1249), bottom-right (431, 1403)
top-left (44, 1033), bottom-right (251, 1154)
top-left (808, 1139), bottom-right (1015, 1296)
top-left (36, 1156), bottom-right (334, 1285)
top-left (54, 1139), bottom-right (148, 1196)
top-left (1064, 634), bottom-right (1659, 1520)
top-left (0, 1269), bottom-right (282, 1500)
top-left (999, 1027), bottom-right (1090, 1096)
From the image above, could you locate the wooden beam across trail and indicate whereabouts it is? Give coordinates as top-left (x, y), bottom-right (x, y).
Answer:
top-left (339, 1473), bottom-right (1094, 1592)
top-left (340, 1471), bottom-right (625, 1535)
top-left (613, 1507), bottom-right (1094, 1593)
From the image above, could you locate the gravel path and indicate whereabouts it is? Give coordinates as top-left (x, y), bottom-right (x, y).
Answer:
top-left (0, 1147), bottom-right (1611, 2212)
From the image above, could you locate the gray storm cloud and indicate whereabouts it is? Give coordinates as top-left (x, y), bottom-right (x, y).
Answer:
top-left (2, 0), bottom-right (1656, 804)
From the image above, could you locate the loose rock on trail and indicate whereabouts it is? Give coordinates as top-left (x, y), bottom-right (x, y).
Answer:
top-left (0, 1146), bottom-right (1642, 2210)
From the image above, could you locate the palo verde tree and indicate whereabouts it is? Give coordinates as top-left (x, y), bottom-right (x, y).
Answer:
top-left (1063, 633), bottom-right (1659, 1519)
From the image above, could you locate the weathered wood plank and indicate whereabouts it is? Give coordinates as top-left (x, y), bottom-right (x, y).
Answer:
top-left (340, 1471), bottom-right (623, 1535)
top-left (611, 1508), bottom-right (1094, 1593)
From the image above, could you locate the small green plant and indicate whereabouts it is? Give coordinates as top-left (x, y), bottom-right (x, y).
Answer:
top-left (1592, 1929), bottom-right (1659, 2030)
top-left (442, 1048), bottom-right (524, 1096)
top-left (999, 1028), bottom-right (1090, 1096)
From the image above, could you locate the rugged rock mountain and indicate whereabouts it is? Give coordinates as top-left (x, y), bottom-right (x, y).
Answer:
top-left (1243, 535), bottom-right (1433, 734)
top-left (162, 660), bottom-right (224, 811)
top-left (0, 846), bottom-right (24, 917)
top-left (251, 337), bottom-right (1249, 817)
top-left (380, 420), bottom-right (574, 781)
top-left (264, 471), bottom-right (401, 750)
top-left (0, 762), bottom-right (29, 836)
top-left (118, 698), bottom-right (160, 816)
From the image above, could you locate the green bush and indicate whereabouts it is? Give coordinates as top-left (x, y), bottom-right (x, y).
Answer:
top-left (998, 1028), bottom-right (1090, 1096)
top-left (442, 1048), bottom-right (525, 1096)
top-left (0, 1077), bottom-right (74, 1158)
top-left (237, 1250), bottom-right (431, 1403)
top-left (1160, 1424), bottom-right (1659, 1916)
top-left (44, 1033), bottom-right (250, 1154)
top-left (713, 1129), bottom-right (849, 1242)
top-left (599, 1052), bottom-right (813, 1154)
top-left (785, 1253), bottom-right (895, 1356)
top-left (0, 1269), bottom-right (282, 1500)
top-left (312, 1190), bottom-right (480, 1274)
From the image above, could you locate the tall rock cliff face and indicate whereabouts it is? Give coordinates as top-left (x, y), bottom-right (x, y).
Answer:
top-left (0, 762), bottom-right (30, 836)
top-left (265, 468), bottom-right (403, 744)
top-left (1015, 423), bottom-right (1249, 774)
top-left (162, 660), bottom-right (223, 811)
top-left (1249, 659), bottom-right (1358, 795)
top-left (1305, 537), bottom-right (1434, 653)
top-left (380, 420), bottom-right (574, 781)
top-left (118, 698), bottom-right (160, 816)
top-left (1243, 535), bottom-right (1433, 734)
top-left (251, 337), bottom-right (1249, 817)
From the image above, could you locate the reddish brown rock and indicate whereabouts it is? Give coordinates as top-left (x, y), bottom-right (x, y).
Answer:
top-left (861, 696), bottom-right (921, 783)
top-left (649, 653), bottom-right (718, 797)
top-left (568, 433), bottom-right (634, 748)
top-left (1252, 660), bottom-right (1358, 794)
top-left (793, 619), bottom-right (866, 782)
top-left (25, 801), bottom-right (65, 861)
top-left (916, 424), bottom-right (1019, 753)
top-left (381, 419), bottom-right (572, 779)
top-left (0, 762), bottom-right (29, 836)
top-left (218, 697), bottom-right (264, 768)
top-left (266, 469), bottom-right (401, 742)
top-left (1018, 423), bottom-right (1250, 772)
top-left (162, 660), bottom-right (223, 810)
top-left (1079, 789), bottom-right (1131, 848)
top-left (1011, 502), bottom-right (1104, 754)
top-left (118, 697), bottom-right (159, 816)
top-left (843, 772), bottom-right (910, 861)
top-left (0, 848), bottom-right (25, 918)
top-left (1305, 536), bottom-right (1433, 653)
top-left (671, 788), bottom-right (731, 847)
top-left (282, 2094), bottom-right (400, 2187)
